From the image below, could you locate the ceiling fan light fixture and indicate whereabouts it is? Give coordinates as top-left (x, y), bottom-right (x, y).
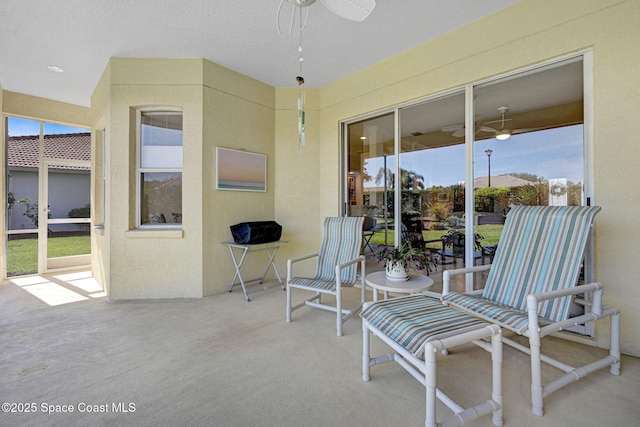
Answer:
top-left (320, 0), bottom-right (376, 22)
top-left (496, 129), bottom-right (511, 140)
top-left (495, 106), bottom-right (511, 140)
top-left (286, 0), bottom-right (316, 6)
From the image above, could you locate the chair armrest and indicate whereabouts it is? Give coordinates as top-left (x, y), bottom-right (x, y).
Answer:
top-left (287, 252), bottom-right (319, 281)
top-left (442, 264), bottom-right (492, 295)
top-left (335, 255), bottom-right (366, 288)
top-left (337, 255), bottom-right (364, 270)
top-left (526, 282), bottom-right (603, 305)
top-left (526, 282), bottom-right (604, 336)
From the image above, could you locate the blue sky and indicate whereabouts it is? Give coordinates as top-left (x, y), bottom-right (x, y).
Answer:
top-left (7, 117), bottom-right (88, 136)
top-left (365, 125), bottom-right (584, 187)
top-left (7, 116), bottom-right (583, 187)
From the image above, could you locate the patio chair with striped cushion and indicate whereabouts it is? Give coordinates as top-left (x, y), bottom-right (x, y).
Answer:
top-left (441, 205), bottom-right (621, 416)
top-left (286, 217), bottom-right (366, 336)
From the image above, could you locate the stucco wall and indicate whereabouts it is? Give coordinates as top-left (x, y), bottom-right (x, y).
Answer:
top-left (94, 58), bottom-right (276, 299)
top-left (273, 88), bottom-right (322, 277)
top-left (201, 60), bottom-right (276, 297)
top-left (102, 58), bottom-right (205, 299)
top-left (274, 0), bottom-right (639, 354)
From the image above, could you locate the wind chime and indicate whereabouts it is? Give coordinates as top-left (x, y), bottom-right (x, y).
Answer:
top-left (277, 0), bottom-right (310, 152)
top-left (295, 7), bottom-right (306, 151)
top-left (278, 0), bottom-right (376, 151)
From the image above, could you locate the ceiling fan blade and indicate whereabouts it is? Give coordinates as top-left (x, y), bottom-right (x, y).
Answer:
top-left (511, 127), bottom-right (542, 135)
top-left (441, 124), bottom-right (463, 132)
top-left (477, 126), bottom-right (497, 133)
top-left (320, 0), bottom-right (376, 22)
top-left (482, 117), bottom-right (512, 125)
top-left (452, 129), bottom-right (465, 138)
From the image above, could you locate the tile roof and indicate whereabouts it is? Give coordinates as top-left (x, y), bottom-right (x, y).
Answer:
top-left (7, 133), bottom-right (91, 171)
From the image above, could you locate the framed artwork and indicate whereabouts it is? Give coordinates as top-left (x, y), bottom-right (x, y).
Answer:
top-left (216, 147), bottom-right (267, 192)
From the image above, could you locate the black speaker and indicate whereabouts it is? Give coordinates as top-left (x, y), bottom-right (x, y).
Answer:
top-left (230, 221), bottom-right (282, 244)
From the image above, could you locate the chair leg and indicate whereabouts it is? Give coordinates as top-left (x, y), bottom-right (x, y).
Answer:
top-left (424, 344), bottom-right (438, 427)
top-left (286, 284), bottom-right (292, 323)
top-left (336, 285), bottom-right (343, 337)
top-left (491, 331), bottom-right (504, 427)
top-left (529, 330), bottom-right (544, 416)
top-left (362, 319), bottom-right (371, 382)
top-left (610, 310), bottom-right (621, 375)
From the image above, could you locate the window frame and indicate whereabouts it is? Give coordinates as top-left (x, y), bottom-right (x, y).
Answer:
top-left (135, 108), bottom-right (183, 229)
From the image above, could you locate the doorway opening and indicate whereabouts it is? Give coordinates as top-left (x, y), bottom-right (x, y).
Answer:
top-left (5, 116), bottom-right (91, 277)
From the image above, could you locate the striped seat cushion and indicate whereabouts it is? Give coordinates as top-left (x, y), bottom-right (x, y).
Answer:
top-left (361, 295), bottom-right (487, 357)
top-left (289, 277), bottom-right (336, 291)
top-left (315, 216), bottom-right (364, 285)
top-left (480, 205), bottom-right (601, 323)
top-left (442, 292), bottom-right (552, 334)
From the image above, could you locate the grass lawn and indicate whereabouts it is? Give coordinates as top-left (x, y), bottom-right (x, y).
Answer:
top-left (369, 224), bottom-right (503, 250)
top-left (6, 235), bottom-right (90, 277)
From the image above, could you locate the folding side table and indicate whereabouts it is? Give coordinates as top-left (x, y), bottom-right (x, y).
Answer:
top-left (222, 240), bottom-right (288, 302)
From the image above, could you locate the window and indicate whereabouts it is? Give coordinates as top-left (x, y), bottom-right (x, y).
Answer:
top-left (137, 110), bottom-right (183, 226)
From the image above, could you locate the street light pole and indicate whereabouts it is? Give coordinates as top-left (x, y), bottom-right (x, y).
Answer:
top-left (485, 149), bottom-right (493, 187)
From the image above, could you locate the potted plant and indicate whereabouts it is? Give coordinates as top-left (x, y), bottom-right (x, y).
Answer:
top-left (375, 241), bottom-right (435, 281)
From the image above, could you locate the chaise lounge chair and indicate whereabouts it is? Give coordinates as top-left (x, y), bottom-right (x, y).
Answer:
top-left (441, 205), bottom-right (621, 416)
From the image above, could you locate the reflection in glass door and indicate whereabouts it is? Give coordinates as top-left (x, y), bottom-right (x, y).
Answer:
top-left (343, 55), bottom-right (590, 307)
top-left (472, 58), bottom-right (585, 286)
top-left (399, 92), bottom-right (466, 286)
top-left (346, 112), bottom-right (395, 250)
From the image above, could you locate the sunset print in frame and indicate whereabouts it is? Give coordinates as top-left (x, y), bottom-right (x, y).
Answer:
top-left (216, 147), bottom-right (267, 192)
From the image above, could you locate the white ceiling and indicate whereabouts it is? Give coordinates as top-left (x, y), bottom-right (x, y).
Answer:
top-left (0, 0), bottom-right (521, 107)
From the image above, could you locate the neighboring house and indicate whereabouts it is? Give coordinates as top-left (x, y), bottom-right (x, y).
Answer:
top-left (7, 133), bottom-right (90, 232)
top-left (473, 174), bottom-right (534, 189)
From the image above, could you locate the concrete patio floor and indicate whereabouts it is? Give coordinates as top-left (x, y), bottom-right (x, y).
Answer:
top-left (1, 270), bottom-right (638, 427)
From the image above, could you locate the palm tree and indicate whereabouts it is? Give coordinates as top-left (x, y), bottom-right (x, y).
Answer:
top-left (401, 169), bottom-right (425, 190)
top-left (374, 167), bottom-right (394, 188)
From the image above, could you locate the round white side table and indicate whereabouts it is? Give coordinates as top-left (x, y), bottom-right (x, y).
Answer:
top-left (365, 271), bottom-right (434, 301)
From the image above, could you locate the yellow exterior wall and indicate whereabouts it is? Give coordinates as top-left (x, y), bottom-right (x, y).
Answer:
top-left (2, 90), bottom-right (91, 128)
top-left (201, 60), bottom-right (276, 296)
top-left (274, 87), bottom-right (322, 275)
top-left (91, 58), bottom-right (275, 299)
top-left (274, 0), bottom-right (639, 354)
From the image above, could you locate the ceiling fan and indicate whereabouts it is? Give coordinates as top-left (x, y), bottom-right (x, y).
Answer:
top-left (277, 0), bottom-right (376, 35)
top-left (484, 106), bottom-right (542, 140)
top-left (443, 107), bottom-right (538, 140)
top-left (441, 122), bottom-right (497, 138)
top-left (491, 106), bottom-right (513, 140)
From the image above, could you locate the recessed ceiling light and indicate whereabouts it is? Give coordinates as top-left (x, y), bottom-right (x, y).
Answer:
top-left (47, 65), bottom-right (64, 73)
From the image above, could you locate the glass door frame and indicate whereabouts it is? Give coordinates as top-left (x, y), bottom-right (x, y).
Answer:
top-left (41, 158), bottom-right (91, 273)
top-left (341, 52), bottom-right (595, 332)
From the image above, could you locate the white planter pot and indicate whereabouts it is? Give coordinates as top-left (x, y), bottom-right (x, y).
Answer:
top-left (385, 262), bottom-right (409, 281)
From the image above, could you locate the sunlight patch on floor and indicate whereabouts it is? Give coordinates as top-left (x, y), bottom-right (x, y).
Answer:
top-left (9, 271), bottom-right (104, 306)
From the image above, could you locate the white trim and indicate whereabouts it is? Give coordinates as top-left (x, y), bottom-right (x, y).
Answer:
top-left (135, 108), bottom-right (184, 228)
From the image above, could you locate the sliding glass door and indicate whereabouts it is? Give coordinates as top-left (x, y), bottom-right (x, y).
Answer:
top-left (343, 54), bottom-right (591, 312)
top-left (345, 112), bottom-right (395, 249)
